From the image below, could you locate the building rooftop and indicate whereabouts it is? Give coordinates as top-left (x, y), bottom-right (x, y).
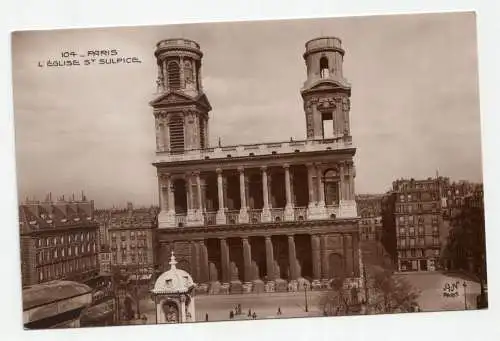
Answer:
top-left (152, 252), bottom-right (195, 295)
top-left (19, 199), bottom-right (96, 234)
top-left (23, 280), bottom-right (92, 311)
top-left (107, 203), bottom-right (158, 230)
top-left (154, 136), bottom-right (354, 164)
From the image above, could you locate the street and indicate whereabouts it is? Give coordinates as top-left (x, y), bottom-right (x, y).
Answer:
top-left (134, 271), bottom-right (481, 324)
top-left (395, 271), bottom-right (481, 312)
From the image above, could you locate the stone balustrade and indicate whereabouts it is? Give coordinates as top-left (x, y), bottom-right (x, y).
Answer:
top-left (155, 137), bottom-right (352, 163)
top-left (169, 205), bottom-right (345, 228)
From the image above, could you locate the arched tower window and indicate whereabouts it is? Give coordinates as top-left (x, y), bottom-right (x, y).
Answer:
top-left (320, 57), bottom-right (329, 78)
top-left (169, 115), bottom-right (185, 154)
top-left (324, 169), bottom-right (340, 205)
top-left (167, 61), bottom-right (181, 89)
top-left (199, 118), bottom-right (206, 149)
top-left (184, 60), bottom-right (193, 84)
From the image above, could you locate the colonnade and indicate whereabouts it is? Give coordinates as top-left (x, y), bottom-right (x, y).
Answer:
top-left (158, 161), bottom-right (356, 227)
top-left (165, 232), bottom-right (360, 286)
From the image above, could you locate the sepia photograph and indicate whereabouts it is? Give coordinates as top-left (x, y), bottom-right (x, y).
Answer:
top-left (11, 11), bottom-right (487, 330)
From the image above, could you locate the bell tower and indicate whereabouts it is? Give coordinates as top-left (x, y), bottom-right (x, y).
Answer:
top-left (150, 38), bottom-right (211, 154)
top-left (301, 37), bottom-right (352, 141)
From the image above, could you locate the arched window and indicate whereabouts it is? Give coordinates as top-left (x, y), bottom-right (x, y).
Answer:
top-left (184, 60), bottom-right (193, 84)
top-left (199, 118), bottom-right (206, 149)
top-left (320, 57), bottom-right (329, 78)
top-left (167, 61), bottom-right (181, 89)
top-left (324, 169), bottom-right (340, 205)
top-left (169, 115), bottom-right (185, 154)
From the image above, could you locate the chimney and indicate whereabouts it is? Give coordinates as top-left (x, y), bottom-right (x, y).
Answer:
top-left (127, 202), bottom-right (133, 218)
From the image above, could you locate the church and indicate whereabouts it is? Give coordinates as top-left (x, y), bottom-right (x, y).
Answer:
top-left (150, 36), bottom-right (361, 294)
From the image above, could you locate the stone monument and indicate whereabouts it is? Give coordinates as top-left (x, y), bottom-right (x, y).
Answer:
top-left (151, 252), bottom-right (196, 323)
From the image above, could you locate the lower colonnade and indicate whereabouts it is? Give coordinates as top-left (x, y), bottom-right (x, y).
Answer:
top-left (157, 221), bottom-right (361, 294)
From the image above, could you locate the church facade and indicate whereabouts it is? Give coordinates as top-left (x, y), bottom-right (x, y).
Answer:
top-left (151, 37), bottom-right (361, 293)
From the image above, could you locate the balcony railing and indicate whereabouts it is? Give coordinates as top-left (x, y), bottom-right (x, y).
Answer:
top-left (270, 208), bottom-right (284, 222)
top-left (226, 211), bottom-right (239, 225)
top-left (175, 214), bottom-right (187, 227)
top-left (155, 137), bottom-right (353, 163)
top-left (326, 205), bottom-right (339, 218)
top-left (293, 207), bottom-right (307, 221)
top-left (161, 204), bottom-right (346, 228)
top-left (249, 209), bottom-right (262, 224)
top-left (204, 211), bottom-right (217, 226)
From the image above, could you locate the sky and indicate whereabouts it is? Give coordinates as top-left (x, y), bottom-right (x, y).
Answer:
top-left (11, 12), bottom-right (483, 208)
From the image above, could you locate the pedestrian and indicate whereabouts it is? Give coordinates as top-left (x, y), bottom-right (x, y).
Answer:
top-left (248, 308), bottom-right (252, 317)
top-left (277, 307), bottom-right (281, 315)
top-left (205, 313), bottom-right (209, 322)
top-left (229, 310), bottom-right (234, 319)
top-left (252, 312), bottom-right (257, 319)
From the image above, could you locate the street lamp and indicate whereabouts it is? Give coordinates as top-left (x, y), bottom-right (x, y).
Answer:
top-left (463, 281), bottom-right (467, 310)
top-left (304, 282), bottom-right (309, 312)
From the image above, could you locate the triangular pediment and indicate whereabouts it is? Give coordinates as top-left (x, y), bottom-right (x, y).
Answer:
top-left (301, 79), bottom-right (351, 96)
top-left (149, 91), bottom-right (212, 111)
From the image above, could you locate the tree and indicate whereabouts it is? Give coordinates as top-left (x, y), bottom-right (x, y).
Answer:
top-left (320, 275), bottom-right (360, 316)
top-left (443, 204), bottom-right (486, 279)
top-left (367, 265), bottom-right (420, 314)
top-left (319, 264), bottom-right (420, 316)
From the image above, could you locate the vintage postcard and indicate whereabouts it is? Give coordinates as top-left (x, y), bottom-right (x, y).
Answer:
top-left (11, 12), bottom-right (487, 329)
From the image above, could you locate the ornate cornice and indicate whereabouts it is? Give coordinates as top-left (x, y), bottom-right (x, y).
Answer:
top-left (156, 218), bottom-right (360, 242)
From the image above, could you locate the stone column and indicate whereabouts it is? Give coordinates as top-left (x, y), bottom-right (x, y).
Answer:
top-left (186, 172), bottom-right (203, 227)
top-left (199, 240), bottom-right (209, 283)
top-left (157, 62), bottom-right (164, 92)
top-left (159, 180), bottom-right (168, 212)
top-left (288, 235), bottom-right (298, 281)
top-left (196, 172), bottom-right (203, 211)
top-left (261, 166), bottom-right (271, 222)
top-left (220, 238), bottom-right (230, 284)
top-left (311, 235), bottom-right (321, 286)
top-left (191, 241), bottom-right (200, 281)
top-left (186, 174), bottom-right (193, 211)
top-left (284, 164), bottom-right (294, 221)
top-left (242, 237), bottom-right (252, 283)
top-left (223, 176), bottom-right (229, 210)
top-left (316, 163), bottom-right (325, 207)
top-left (201, 179), bottom-right (207, 213)
top-left (197, 62), bottom-right (203, 91)
top-left (156, 119), bottom-right (164, 152)
top-left (244, 176), bottom-right (250, 209)
top-left (265, 236), bottom-right (275, 281)
top-left (158, 174), bottom-right (176, 228)
top-left (167, 176), bottom-right (175, 214)
top-left (162, 60), bottom-right (168, 91)
top-left (267, 172), bottom-right (274, 208)
top-left (339, 162), bottom-right (345, 201)
top-left (180, 295), bottom-right (186, 323)
top-left (352, 233), bottom-right (360, 276)
top-left (349, 162), bottom-right (355, 200)
top-left (307, 163), bottom-right (316, 208)
top-left (216, 168), bottom-right (226, 224)
top-left (179, 56), bottom-right (185, 89)
top-left (163, 117), bottom-right (170, 152)
top-left (320, 235), bottom-right (329, 281)
top-left (342, 234), bottom-right (350, 276)
top-left (238, 167), bottom-right (249, 223)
